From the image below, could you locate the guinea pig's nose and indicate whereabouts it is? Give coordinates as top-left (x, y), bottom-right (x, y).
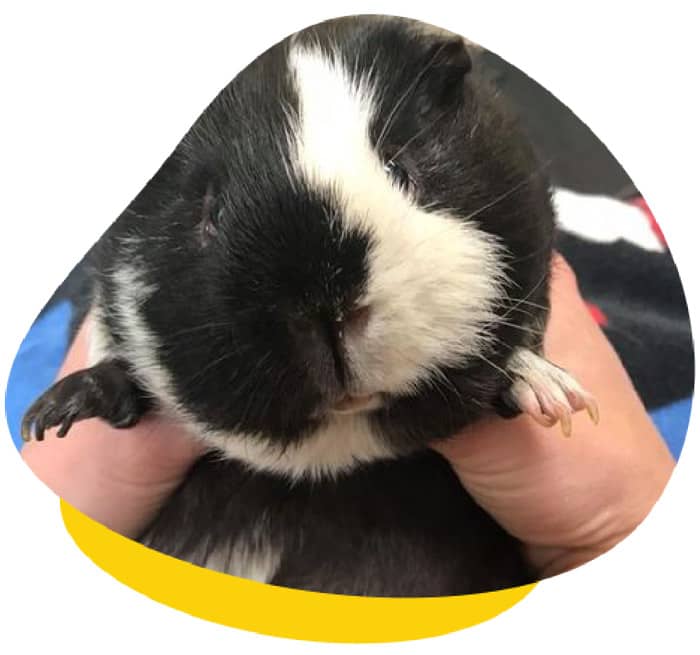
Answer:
top-left (337, 304), bottom-right (372, 337)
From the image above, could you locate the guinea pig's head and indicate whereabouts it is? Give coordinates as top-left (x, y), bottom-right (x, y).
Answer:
top-left (113, 16), bottom-right (555, 479)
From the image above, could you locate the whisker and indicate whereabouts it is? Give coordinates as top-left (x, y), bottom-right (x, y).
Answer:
top-left (504, 298), bottom-right (549, 311)
top-left (376, 42), bottom-right (451, 151)
top-left (474, 353), bottom-right (514, 382)
top-left (180, 349), bottom-right (240, 389)
top-left (425, 375), bottom-right (457, 422)
top-left (497, 305), bottom-right (538, 321)
top-left (500, 269), bottom-right (549, 322)
top-left (462, 158), bottom-right (554, 224)
top-left (486, 318), bottom-right (543, 336)
top-left (389, 109), bottom-right (451, 161)
top-left (506, 239), bottom-right (554, 265)
top-left (427, 366), bottom-right (457, 395)
top-left (160, 321), bottom-right (236, 342)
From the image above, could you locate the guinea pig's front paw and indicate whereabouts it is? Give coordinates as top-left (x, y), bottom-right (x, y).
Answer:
top-left (500, 348), bottom-right (599, 437)
top-left (21, 359), bottom-right (150, 442)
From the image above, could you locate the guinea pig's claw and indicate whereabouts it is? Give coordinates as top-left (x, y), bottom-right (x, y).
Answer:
top-left (20, 420), bottom-right (33, 443)
top-left (555, 404), bottom-right (573, 438)
top-left (21, 395), bottom-right (59, 443)
top-left (585, 397), bottom-right (600, 425)
top-left (504, 348), bottom-right (599, 437)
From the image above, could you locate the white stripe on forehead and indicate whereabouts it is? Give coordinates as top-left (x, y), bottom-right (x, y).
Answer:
top-left (287, 46), bottom-right (379, 192)
top-left (289, 44), bottom-right (508, 393)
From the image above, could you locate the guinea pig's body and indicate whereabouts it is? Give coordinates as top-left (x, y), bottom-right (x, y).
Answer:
top-left (23, 16), bottom-right (597, 596)
top-left (142, 450), bottom-right (529, 596)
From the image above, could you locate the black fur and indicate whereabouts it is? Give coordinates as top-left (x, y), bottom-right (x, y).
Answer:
top-left (24, 16), bottom-right (556, 596)
top-left (144, 451), bottom-right (533, 597)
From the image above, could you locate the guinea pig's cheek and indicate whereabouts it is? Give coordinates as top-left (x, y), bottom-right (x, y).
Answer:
top-left (351, 209), bottom-right (507, 386)
top-left (344, 313), bottom-right (429, 394)
top-left (347, 269), bottom-right (502, 394)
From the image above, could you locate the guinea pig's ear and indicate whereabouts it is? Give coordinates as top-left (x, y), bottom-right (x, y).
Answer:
top-left (419, 36), bottom-right (472, 108)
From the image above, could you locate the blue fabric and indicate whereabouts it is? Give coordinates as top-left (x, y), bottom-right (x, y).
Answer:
top-left (4, 299), bottom-right (692, 460)
top-left (4, 301), bottom-right (72, 450)
top-left (649, 397), bottom-right (692, 461)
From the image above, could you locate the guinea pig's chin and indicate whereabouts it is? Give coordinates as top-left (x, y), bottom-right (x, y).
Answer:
top-left (328, 392), bottom-right (384, 416)
top-left (198, 412), bottom-right (399, 480)
top-left (308, 391), bottom-right (385, 420)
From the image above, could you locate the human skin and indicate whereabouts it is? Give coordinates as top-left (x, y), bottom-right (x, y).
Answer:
top-left (433, 254), bottom-right (676, 576)
top-left (21, 325), bottom-right (205, 538)
top-left (21, 254), bottom-right (675, 574)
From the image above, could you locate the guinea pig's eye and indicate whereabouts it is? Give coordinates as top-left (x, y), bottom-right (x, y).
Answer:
top-left (383, 159), bottom-right (414, 193)
top-left (199, 185), bottom-right (222, 243)
top-left (205, 205), bottom-right (224, 235)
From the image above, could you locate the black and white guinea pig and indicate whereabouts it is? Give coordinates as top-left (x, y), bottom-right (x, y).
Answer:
top-left (23, 16), bottom-right (598, 597)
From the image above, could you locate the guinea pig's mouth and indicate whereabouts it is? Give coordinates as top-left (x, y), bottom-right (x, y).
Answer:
top-left (329, 393), bottom-right (384, 415)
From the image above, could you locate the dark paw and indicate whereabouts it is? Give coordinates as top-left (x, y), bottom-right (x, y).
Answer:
top-left (21, 361), bottom-right (150, 442)
top-left (22, 375), bottom-right (88, 442)
top-left (493, 393), bottom-right (522, 420)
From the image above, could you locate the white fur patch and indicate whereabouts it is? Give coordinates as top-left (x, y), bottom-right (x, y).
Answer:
top-left (202, 520), bottom-right (282, 583)
top-left (86, 302), bottom-right (112, 366)
top-left (508, 348), bottom-right (571, 393)
top-left (90, 267), bottom-right (202, 436)
top-left (288, 45), bottom-right (507, 397)
top-left (553, 187), bottom-right (664, 252)
top-left (204, 413), bottom-right (394, 481)
top-left (106, 265), bottom-right (183, 409)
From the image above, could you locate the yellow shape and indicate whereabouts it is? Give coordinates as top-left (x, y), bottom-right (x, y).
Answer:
top-left (61, 500), bottom-right (536, 643)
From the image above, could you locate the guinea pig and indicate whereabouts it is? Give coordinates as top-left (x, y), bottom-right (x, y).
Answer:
top-left (22, 15), bottom-right (597, 597)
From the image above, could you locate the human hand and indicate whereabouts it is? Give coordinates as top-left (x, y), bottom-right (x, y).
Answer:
top-left (23, 254), bottom-right (676, 573)
top-left (21, 319), bottom-right (205, 539)
top-left (433, 253), bottom-right (676, 577)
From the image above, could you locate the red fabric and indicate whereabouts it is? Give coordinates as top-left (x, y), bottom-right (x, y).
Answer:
top-left (629, 196), bottom-right (667, 248)
top-left (586, 302), bottom-right (608, 326)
